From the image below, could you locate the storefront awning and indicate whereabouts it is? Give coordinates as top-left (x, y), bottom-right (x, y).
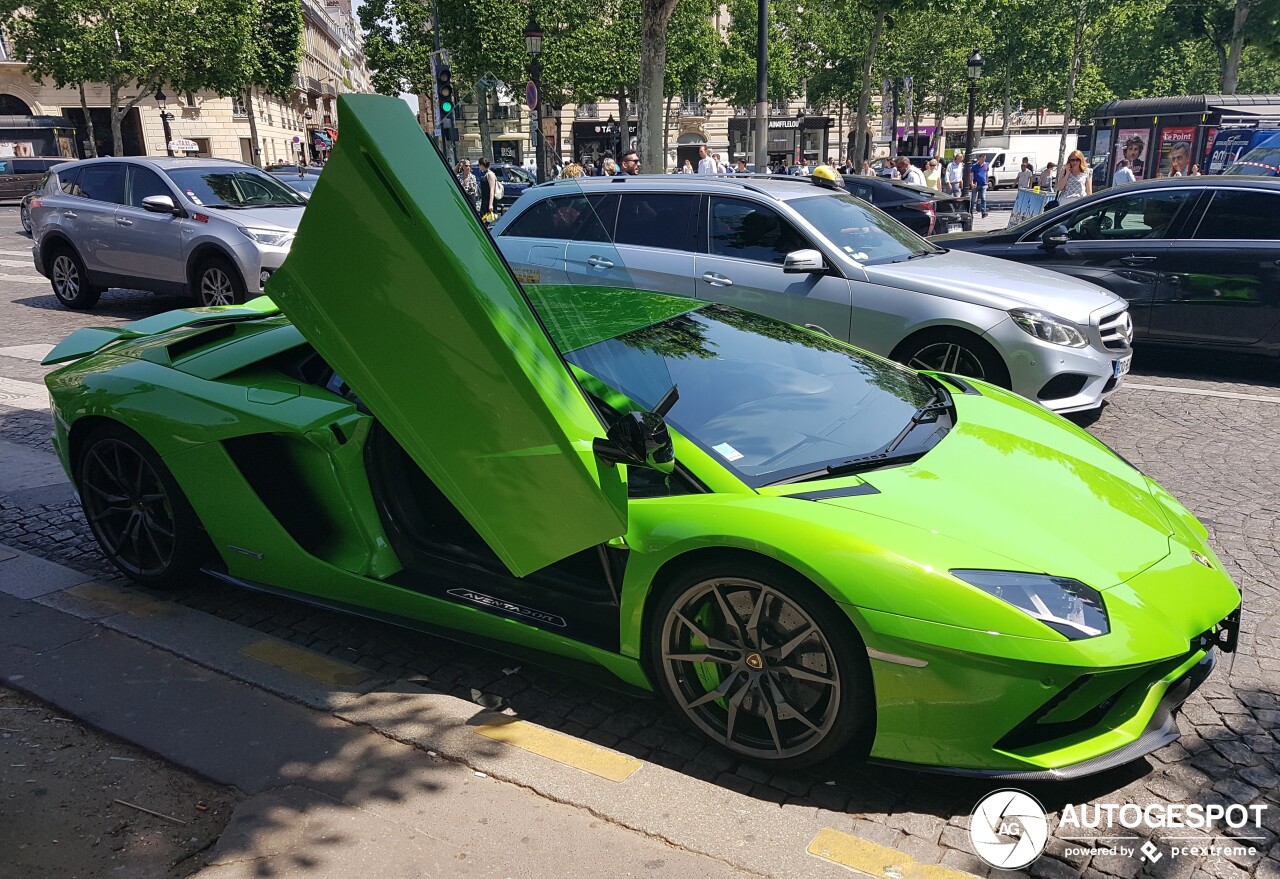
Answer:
top-left (312, 130), bottom-right (333, 148)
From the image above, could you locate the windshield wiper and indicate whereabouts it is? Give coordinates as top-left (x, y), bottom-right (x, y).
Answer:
top-left (882, 385), bottom-right (952, 455)
top-left (201, 203), bottom-right (243, 210)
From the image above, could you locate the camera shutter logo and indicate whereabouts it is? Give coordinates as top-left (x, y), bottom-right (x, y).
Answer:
top-left (970, 789), bottom-right (1050, 869)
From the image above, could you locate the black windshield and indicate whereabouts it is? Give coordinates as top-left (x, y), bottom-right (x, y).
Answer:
top-left (564, 304), bottom-right (938, 486)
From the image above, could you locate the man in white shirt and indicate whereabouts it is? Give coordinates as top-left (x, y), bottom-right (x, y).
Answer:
top-left (712, 152), bottom-right (728, 174)
top-left (1112, 159), bottom-right (1136, 185)
top-left (945, 154), bottom-right (964, 196)
top-left (895, 156), bottom-right (925, 186)
top-left (697, 145), bottom-right (716, 174)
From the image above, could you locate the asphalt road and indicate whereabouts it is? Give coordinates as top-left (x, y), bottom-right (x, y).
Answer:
top-left (2, 204), bottom-right (1278, 879)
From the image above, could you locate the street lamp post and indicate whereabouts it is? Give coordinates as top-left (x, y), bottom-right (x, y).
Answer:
top-left (155, 89), bottom-right (175, 157)
top-left (524, 15), bottom-right (545, 184)
top-left (962, 49), bottom-right (983, 202)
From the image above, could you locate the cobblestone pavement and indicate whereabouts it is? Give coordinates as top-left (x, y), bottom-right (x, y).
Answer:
top-left (3, 206), bottom-right (1277, 878)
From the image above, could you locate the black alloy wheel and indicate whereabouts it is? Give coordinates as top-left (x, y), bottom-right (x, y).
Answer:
top-left (76, 423), bottom-right (207, 587)
top-left (48, 246), bottom-right (102, 309)
top-left (651, 561), bottom-right (870, 769)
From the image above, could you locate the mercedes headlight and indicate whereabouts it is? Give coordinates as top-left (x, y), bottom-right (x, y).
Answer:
top-left (951, 570), bottom-right (1109, 639)
top-left (239, 226), bottom-right (294, 247)
top-left (1008, 309), bottom-right (1088, 348)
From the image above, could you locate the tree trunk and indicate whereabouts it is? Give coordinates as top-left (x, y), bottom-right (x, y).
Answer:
top-left (853, 9), bottom-right (887, 167)
top-left (108, 85), bottom-right (123, 157)
top-left (79, 83), bottom-right (98, 158)
top-left (664, 93), bottom-right (673, 167)
top-left (1059, 8), bottom-right (1087, 168)
top-left (638, 0), bottom-right (679, 173)
top-left (1002, 66), bottom-right (1011, 135)
top-left (477, 83), bottom-right (492, 163)
top-left (1221, 0), bottom-right (1250, 93)
top-left (245, 89), bottom-right (262, 167)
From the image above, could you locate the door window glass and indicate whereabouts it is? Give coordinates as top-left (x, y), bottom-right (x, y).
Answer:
top-left (708, 197), bottom-right (808, 263)
top-left (615, 193), bottom-right (697, 251)
top-left (1191, 190), bottom-right (1280, 240)
top-left (501, 194), bottom-right (612, 242)
top-left (126, 166), bottom-right (174, 207)
top-left (1029, 189), bottom-right (1194, 242)
top-left (76, 163), bottom-right (126, 204)
top-left (58, 165), bottom-right (84, 196)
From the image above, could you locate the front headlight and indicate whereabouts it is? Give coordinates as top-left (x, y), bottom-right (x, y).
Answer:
top-left (238, 226), bottom-right (294, 247)
top-left (951, 570), bottom-right (1110, 639)
top-left (1008, 309), bottom-right (1088, 348)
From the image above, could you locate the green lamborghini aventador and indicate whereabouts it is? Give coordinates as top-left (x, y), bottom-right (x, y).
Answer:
top-left (42, 95), bottom-right (1241, 777)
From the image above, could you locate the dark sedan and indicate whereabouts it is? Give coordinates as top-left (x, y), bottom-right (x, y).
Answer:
top-left (842, 175), bottom-right (972, 236)
top-left (936, 177), bottom-right (1280, 357)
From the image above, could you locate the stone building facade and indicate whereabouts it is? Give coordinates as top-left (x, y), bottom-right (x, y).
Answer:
top-left (0, 0), bottom-right (372, 165)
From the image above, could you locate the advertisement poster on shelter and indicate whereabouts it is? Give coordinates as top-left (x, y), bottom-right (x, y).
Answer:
top-left (1115, 128), bottom-right (1151, 179)
top-left (1159, 127), bottom-right (1195, 175)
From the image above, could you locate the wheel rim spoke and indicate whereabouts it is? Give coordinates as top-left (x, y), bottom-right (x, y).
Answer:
top-left (710, 582), bottom-right (746, 646)
top-left (663, 651), bottom-right (736, 665)
top-left (661, 576), bottom-right (845, 761)
top-left (673, 609), bottom-right (738, 653)
top-left (81, 438), bottom-right (176, 577)
top-left (685, 671), bottom-right (743, 709)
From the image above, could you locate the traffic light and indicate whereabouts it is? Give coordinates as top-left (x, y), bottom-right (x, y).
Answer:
top-left (436, 65), bottom-right (454, 118)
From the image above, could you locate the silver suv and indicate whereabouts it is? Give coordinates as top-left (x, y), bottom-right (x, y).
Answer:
top-left (493, 175), bottom-right (1134, 414)
top-left (29, 157), bottom-right (306, 310)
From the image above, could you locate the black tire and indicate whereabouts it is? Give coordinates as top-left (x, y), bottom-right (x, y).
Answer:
top-left (75, 422), bottom-right (208, 588)
top-left (891, 327), bottom-right (1012, 389)
top-left (648, 558), bottom-right (873, 770)
top-left (20, 202), bottom-right (32, 234)
top-left (195, 256), bottom-right (246, 307)
top-left (47, 244), bottom-right (102, 310)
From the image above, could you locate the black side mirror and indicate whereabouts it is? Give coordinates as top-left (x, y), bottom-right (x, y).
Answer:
top-left (1041, 224), bottom-right (1070, 250)
top-left (593, 385), bottom-right (677, 475)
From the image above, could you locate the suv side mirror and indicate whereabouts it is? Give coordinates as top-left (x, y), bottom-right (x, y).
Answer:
top-left (142, 194), bottom-right (180, 215)
top-left (1040, 224), bottom-right (1070, 250)
top-left (592, 385), bottom-right (677, 475)
top-left (783, 249), bottom-right (827, 274)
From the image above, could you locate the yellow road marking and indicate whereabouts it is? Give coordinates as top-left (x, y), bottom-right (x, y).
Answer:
top-left (66, 581), bottom-right (172, 617)
top-left (808, 828), bottom-right (981, 879)
top-left (474, 717), bottom-right (641, 782)
top-left (241, 639), bottom-right (371, 687)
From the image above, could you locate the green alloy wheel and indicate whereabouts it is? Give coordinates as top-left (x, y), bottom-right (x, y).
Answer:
top-left (653, 562), bottom-right (871, 769)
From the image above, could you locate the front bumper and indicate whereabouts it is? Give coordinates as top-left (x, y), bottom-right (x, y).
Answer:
top-left (983, 314), bottom-right (1131, 414)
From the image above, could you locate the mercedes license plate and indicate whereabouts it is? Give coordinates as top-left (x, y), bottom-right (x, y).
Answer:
top-left (1113, 356), bottom-right (1132, 379)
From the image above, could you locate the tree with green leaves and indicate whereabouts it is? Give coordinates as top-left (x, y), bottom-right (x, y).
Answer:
top-left (0, 0), bottom-right (256, 156)
top-left (239, 0), bottom-right (303, 166)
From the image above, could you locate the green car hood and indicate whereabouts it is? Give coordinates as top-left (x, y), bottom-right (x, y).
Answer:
top-left (811, 391), bottom-right (1173, 589)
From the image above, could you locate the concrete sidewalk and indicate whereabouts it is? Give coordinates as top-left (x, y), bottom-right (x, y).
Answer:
top-left (0, 538), bottom-right (983, 879)
top-left (0, 576), bottom-right (765, 878)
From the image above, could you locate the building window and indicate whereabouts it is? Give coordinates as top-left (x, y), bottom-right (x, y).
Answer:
top-left (576, 103), bottom-right (599, 118)
top-left (232, 95), bottom-right (248, 117)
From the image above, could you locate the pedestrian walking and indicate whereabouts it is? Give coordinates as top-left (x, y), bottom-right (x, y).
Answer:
top-left (1112, 158), bottom-right (1136, 186)
top-left (681, 159), bottom-right (694, 173)
top-left (971, 154), bottom-right (990, 218)
top-left (1038, 162), bottom-right (1057, 191)
top-left (895, 157), bottom-right (925, 186)
top-left (560, 162), bottom-right (586, 179)
top-left (712, 152), bottom-right (728, 173)
top-left (619, 149), bottom-right (640, 175)
top-left (477, 158), bottom-right (498, 223)
top-left (923, 158), bottom-right (942, 191)
top-left (697, 145), bottom-right (716, 174)
top-left (1015, 157), bottom-right (1035, 190)
top-left (454, 159), bottom-right (479, 212)
top-left (602, 155), bottom-right (619, 176)
top-left (735, 158), bottom-right (748, 173)
top-left (945, 153), bottom-right (964, 196)
top-left (1190, 164), bottom-right (1203, 176)
top-left (1055, 150), bottom-right (1092, 204)
top-left (861, 160), bottom-right (874, 177)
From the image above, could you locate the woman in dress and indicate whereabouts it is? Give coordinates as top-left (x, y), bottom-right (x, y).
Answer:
top-left (454, 159), bottom-right (479, 212)
top-left (1055, 150), bottom-right (1093, 205)
top-left (923, 159), bottom-right (942, 191)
